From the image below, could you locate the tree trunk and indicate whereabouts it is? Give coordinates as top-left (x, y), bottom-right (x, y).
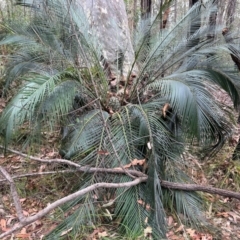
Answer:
top-left (189, 0), bottom-right (200, 31)
top-left (207, 0), bottom-right (218, 40)
top-left (222, 0), bottom-right (240, 160)
top-left (161, 7), bottom-right (170, 29)
top-left (189, 0), bottom-right (198, 7)
top-left (174, 0), bottom-right (177, 23)
top-left (129, 0), bottom-right (137, 33)
top-left (188, 0), bottom-right (201, 46)
top-left (141, 0), bottom-right (151, 19)
top-left (78, 0), bottom-right (137, 79)
top-left (222, 0), bottom-right (240, 73)
top-left (226, 0), bottom-right (237, 28)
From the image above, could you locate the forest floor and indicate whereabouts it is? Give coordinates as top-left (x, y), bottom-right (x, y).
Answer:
top-left (1, 89), bottom-right (240, 240)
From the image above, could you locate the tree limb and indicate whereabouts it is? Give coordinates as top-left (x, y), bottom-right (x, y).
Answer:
top-left (160, 180), bottom-right (240, 200)
top-left (2, 146), bottom-right (240, 238)
top-left (2, 145), bottom-right (240, 201)
top-left (0, 145), bottom-right (83, 169)
top-left (0, 167), bottom-right (25, 221)
top-left (0, 145), bottom-right (146, 178)
top-left (0, 177), bottom-right (147, 239)
top-left (0, 170), bottom-right (78, 182)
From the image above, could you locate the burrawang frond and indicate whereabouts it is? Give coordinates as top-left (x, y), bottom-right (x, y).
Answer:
top-left (163, 160), bottom-right (208, 230)
top-left (1, 0), bottom-right (240, 239)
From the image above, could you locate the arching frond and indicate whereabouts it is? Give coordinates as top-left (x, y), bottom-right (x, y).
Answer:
top-left (1, 0), bottom-right (240, 238)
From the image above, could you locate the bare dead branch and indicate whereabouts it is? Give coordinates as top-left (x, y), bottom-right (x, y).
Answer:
top-left (2, 146), bottom-right (240, 200)
top-left (0, 167), bottom-right (25, 221)
top-left (0, 177), bottom-right (147, 239)
top-left (0, 145), bottom-right (146, 178)
top-left (0, 145), bottom-right (82, 168)
top-left (2, 146), bottom-right (240, 238)
top-left (161, 180), bottom-right (240, 200)
top-left (0, 170), bottom-right (78, 182)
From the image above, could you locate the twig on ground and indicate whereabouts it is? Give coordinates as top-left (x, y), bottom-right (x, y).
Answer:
top-left (0, 167), bottom-right (25, 221)
top-left (0, 145), bottom-right (146, 178)
top-left (0, 170), bottom-right (78, 182)
top-left (161, 180), bottom-right (240, 200)
top-left (2, 146), bottom-right (240, 238)
top-left (0, 177), bottom-right (147, 239)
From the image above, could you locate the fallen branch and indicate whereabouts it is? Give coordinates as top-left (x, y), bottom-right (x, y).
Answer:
top-left (0, 167), bottom-right (25, 221)
top-left (2, 146), bottom-right (240, 200)
top-left (0, 176), bottom-right (147, 239)
top-left (2, 168), bottom-right (240, 200)
top-left (161, 180), bottom-right (240, 200)
top-left (0, 170), bottom-right (78, 182)
top-left (0, 145), bottom-right (146, 178)
top-left (1, 146), bottom-right (240, 238)
top-left (0, 145), bottom-right (83, 168)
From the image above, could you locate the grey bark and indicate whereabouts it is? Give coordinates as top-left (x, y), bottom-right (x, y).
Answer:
top-left (78, 0), bottom-right (137, 78)
top-left (226, 0), bottom-right (237, 28)
top-left (207, 0), bottom-right (218, 40)
top-left (188, 0), bottom-right (201, 47)
top-left (189, 0), bottom-right (199, 7)
top-left (174, 0), bottom-right (177, 23)
top-left (141, 0), bottom-right (152, 19)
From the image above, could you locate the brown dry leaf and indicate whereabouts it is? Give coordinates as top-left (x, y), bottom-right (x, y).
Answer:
top-left (144, 226), bottom-right (152, 237)
top-left (88, 229), bottom-right (100, 240)
top-left (31, 219), bottom-right (43, 230)
top-left (222, 197), bottom-right (230, 203)
top-left (47, 151), bottom-right (57, 157)
top-left (131, 159), bottom-right (145, 166)
top-left (16, 228), bottom-right (31, 239)
top-left (15, 233), bottom-right (31, 239)
top-left (166, 231), bottom-right (174, 237)
top-left (60, 227), bottom-right (73, 236)
top-left (0, 218), bottom-right (7, 230)
top-left (198, 172), bottom-right (208, 185)
top-left (201, 234), bottom-right (213, 240)
top-left (0, 99), bottom-right (6, 108)
top-left (38, 165), bottom-right (47, 173)
top-left (116, 159), bottom-right (146, 169)
top-left (162, 103), bottom-right (170, 118)
top-left (0, 205), bottom-right (7, 216)
top-left (110, 79), bottom-right (117, 87)
top-left (205, 193), bottom-right (215, 202)
top-left (23, 210), bottom-right (29, 217)
top-left (122, 163), bottom-right (132, 169)
top-left (109, 108), bottom-right (114, 114)
top-left (145, 204), bottom-right (151, 211)
top-left (137, 199), bottom-right (151, 211)
top-left (228, 211), bottom-right (240, 223)
top-left (169, 235), bottom-right (184, 240)
top-left (35, 220), bottom-right (42, 226)
top-left (167, 216), bottom-right (174, 226)
top-left (2, 196), bottom-right (9, 202)
top-left (175, 224), bottom-right (184, 233)
top-left (186, 228), bottom-right (197, 238)
top-left (20, 228), bottom-right (27, 234)
top-left (97, 150), bottom-right (110, 156)
top-left (98, 231), bottom-right (108, 237)
top-left (216, 212), bottom-right (229, 218)
top-left (6, 216), bottom-right (17, 225)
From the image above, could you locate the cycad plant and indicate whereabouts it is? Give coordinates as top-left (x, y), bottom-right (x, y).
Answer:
top-left (1, 0), bottom-right (240, 238)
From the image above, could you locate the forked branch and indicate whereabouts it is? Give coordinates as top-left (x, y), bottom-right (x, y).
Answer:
top-left (0, 174), bottom-right (147, 238)
top-left (1, 146), bottom-right (240, 238)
